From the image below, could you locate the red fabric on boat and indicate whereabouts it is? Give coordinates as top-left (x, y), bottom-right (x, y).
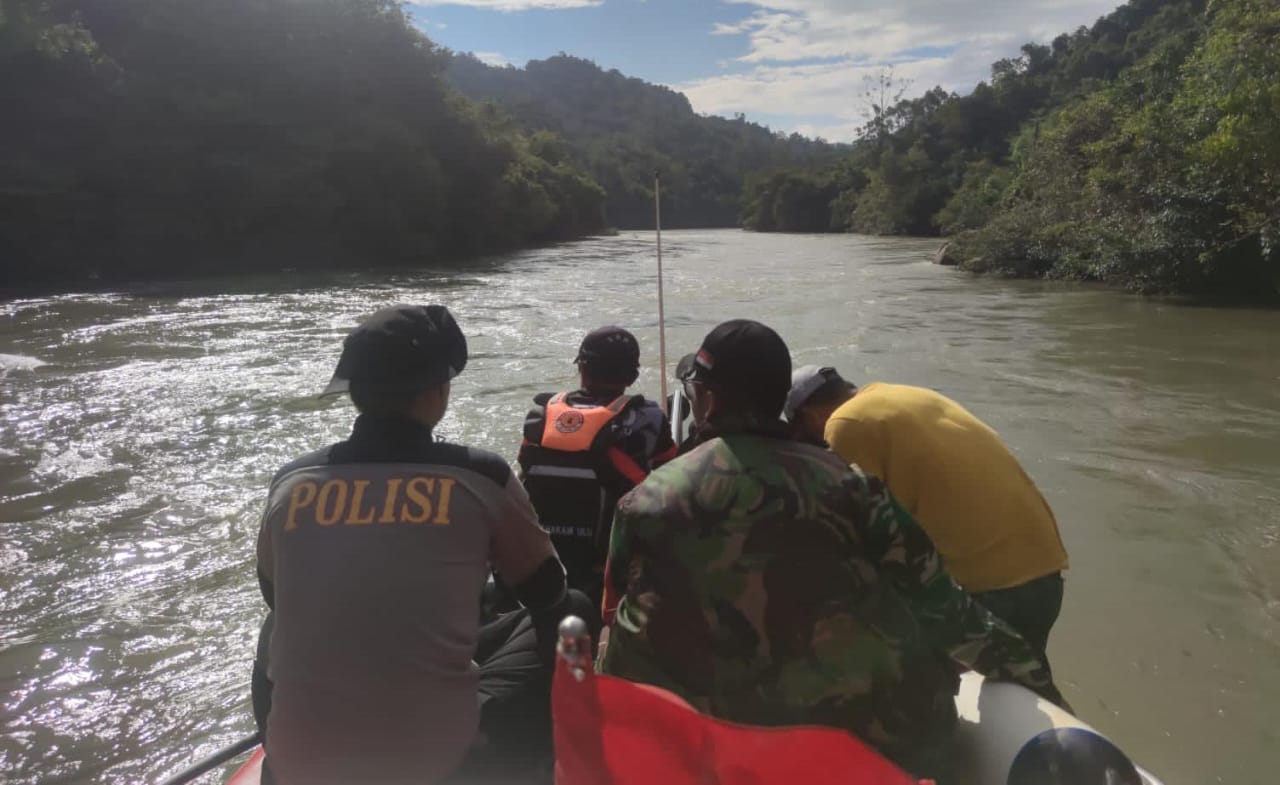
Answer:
top-left (224, 747), bottom-right (264, 785)
top-left (552, 655), bottom-right (928, 785)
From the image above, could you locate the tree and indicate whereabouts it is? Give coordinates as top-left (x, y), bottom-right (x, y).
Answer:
top-left (0, 0), bottom-right (612, 286)
top-left (947, 0), bottom-right (1278, 299)
top-left (858, 66), bottom-right (913, 146)
top-left (740, 0), bottom-right (1278, 299)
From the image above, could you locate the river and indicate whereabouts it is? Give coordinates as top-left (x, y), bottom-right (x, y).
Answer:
top-left (1, 230), bottom-right (1278, 784)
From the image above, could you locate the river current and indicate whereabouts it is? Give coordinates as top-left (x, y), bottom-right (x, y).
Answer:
top-left (2, 230), bottom-right (1278, 784)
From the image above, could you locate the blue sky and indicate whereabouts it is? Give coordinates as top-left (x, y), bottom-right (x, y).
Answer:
top-left (408, 0), bottom-right (1123, 142)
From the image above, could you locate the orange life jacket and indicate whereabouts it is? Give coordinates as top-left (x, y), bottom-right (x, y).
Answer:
top-left (540, 392), bottom-right (632, 452)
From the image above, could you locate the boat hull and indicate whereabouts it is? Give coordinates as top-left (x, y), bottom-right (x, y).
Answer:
top-left (954, 672), bottom-right (1163, 785)
top-left (226, 674), bottom-right (1164, 785)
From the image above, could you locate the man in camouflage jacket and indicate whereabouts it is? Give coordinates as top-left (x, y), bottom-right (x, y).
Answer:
top-left (598, 319), bottom-right (1066, 779)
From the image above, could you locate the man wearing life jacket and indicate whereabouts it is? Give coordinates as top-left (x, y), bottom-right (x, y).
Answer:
top-left (252, 304), bottom-right (597, 785)
top-left (517, 326), bottom-right (676, 606)
top-left (784, 366), bottom-right (1069, 659)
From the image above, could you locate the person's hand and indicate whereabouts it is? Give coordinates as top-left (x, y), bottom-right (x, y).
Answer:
top-left (595, 625), bottom-right (610, 662)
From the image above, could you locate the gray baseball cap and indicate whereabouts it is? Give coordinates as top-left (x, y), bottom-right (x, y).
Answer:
top-left (784, 365), bottom-right (850, 421)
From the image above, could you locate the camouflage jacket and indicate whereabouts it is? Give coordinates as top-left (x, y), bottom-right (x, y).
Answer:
top-left (597, 425), bottom-right (1055, 760)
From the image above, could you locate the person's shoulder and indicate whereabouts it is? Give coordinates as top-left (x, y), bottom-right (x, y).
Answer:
top-left (858, 382), bottom-right (950, 407)
top-left (525, 391), bottom-right (556, 417)
top-left (628, 396), bottom-right (668, 426)
top-left (831, 381), bottom-right (910, 421)
top-left (630, 394), bottom-right (658, 410)
top-left (639, 434), bottom-right (792, 494)
top-left (522, 392), bottom-right (560, 445)
top-left (665, 435), bottom-right (730, 471)
top-left (430, 441), bottom-right (513, 487)
top-left (619, 437), bottom-right (719, 503)
top-left (269, 445), bottom-right (337, 487)
top-left (754, 435), bottom-right (873, 491)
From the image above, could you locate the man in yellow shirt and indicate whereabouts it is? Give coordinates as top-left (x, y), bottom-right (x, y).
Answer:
top-left (785, 366), bottom-right (1069, 656)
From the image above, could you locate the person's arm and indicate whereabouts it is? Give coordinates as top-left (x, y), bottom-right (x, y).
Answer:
top-left (852, 470), bottom-right (1064, 705)
top-left (516, 397), bottom-right (551, 485)
top-left (515, 439), bottom-right (533, 484)
top-left (594, 402), bottom-right (668, 493)
top-left (650, 411), bottom-right (678, 467)
top-left (600, 507), bottom-right (627, 627)
top-left (255, 497), bottom-right (275, 611)
top-left (489, 472), bottom-right (567, 612)
top-left (598, 487), bottom-right (657, 629)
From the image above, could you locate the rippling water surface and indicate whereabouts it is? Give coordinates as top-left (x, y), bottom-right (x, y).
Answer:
top-left (2, 230), bottom-right (1278, 784)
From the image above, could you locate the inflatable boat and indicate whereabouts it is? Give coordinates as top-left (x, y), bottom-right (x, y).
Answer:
top-left (222, 629), bottom-right (1165, 785)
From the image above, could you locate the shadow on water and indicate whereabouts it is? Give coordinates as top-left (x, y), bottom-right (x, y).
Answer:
top-left (0, 244), bottom-right (570, 304)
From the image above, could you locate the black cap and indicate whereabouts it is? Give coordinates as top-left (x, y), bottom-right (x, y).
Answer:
top-left (322, 304), bottom-right (467, 396)
top-left (682, 319), bottom-right (791, 415)
top-left (574, 326), bottom-right (640, 374)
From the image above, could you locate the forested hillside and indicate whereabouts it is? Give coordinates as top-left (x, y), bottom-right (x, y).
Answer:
top-left (447, 54), bottom-right (839, 228)
top-left (0, 0), bottom-right (608, 287)
top-left (743, 0), bottom-right (1279, 299)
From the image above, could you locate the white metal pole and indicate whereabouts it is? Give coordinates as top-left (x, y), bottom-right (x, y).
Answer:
top-left (655, 171), bottom-right (669, 415)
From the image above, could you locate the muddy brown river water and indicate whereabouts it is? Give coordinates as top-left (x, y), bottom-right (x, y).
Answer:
top-left (2, 230), bottom-right (1277, 784)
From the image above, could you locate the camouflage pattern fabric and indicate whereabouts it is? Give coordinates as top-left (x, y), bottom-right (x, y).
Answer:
top-left (598, 427), bottom-right (1057, 765)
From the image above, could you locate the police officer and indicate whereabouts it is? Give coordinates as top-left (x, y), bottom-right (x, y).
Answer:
top-left (517, 326), bottom-right (676, 606)
top-left (598, 319), bottom-right (1066, 781)
top-left (252, 304), bottom-right (596, 785)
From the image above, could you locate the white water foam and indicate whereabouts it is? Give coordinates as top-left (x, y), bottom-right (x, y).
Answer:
top-left (0, 353), bottom-right (47, 372)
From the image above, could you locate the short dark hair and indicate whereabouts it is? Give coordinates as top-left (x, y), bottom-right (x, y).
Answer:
top-left (349, 380), bottom-right (424, 417)
top-left (702, 379), bottom-right (785, 422)
top-left (579, 361), bottom-right (639, 389)
top-left (801, 376), bottom-right (856, 412)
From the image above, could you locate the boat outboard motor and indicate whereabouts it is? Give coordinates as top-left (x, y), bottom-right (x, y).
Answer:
top-left (1007, 727), bottom-right (1143, 785)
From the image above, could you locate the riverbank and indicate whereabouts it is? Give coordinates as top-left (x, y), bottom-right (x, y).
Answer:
top-left (0, 231), bottom-right (627, 302)
top-left (930, 234), bottom-right (1280, 306)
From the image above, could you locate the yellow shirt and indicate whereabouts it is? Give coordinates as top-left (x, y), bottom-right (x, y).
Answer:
top-left (824, 383), bottom-right (1068, 592)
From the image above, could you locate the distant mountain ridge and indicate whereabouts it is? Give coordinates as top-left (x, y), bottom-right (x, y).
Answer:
top-left (445, 53), bottom-right (839, 229)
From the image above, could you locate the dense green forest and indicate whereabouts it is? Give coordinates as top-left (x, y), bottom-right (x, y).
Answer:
top-left (0, 0), bottom-right (608, 286)
top-left (446, 54), bottom-right (839, 228)
top-left (5, 0), bottom-right (1273, 296)
top-left (743, 0), bottom-right (1279, 298)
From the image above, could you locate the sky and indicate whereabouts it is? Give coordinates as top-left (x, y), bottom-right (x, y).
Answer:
top-left (407, 0), bottom-right (1123, 142)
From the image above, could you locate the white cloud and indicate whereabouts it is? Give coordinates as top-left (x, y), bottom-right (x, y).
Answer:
top-left (472, 50), bottom-right (514, 66)
top-left (406, 0), bottom-right (601, 10)
top-left (719, 0), bottom-right (1117, 63)
top-left (678, 56), bottom-right (966, 142)
top-left (674, 0), bottom-right (1120, 139)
